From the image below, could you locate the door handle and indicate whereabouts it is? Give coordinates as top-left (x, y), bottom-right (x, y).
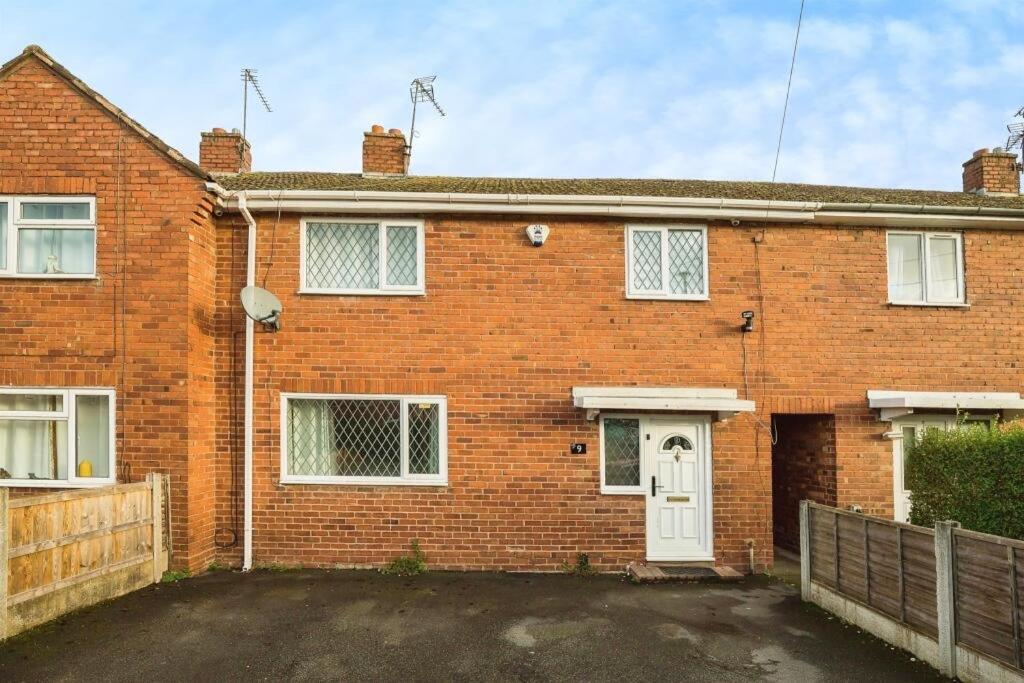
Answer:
top-left (651, 475), bottom-right (663, 497)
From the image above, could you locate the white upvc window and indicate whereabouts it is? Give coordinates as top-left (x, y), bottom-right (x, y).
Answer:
top-left (625, 224), bottom-right (709, 300)
top-left (280, 393), bottom-right (447, 486)
top-left (0, 388), bottom-right (116, 488)
top-left (886, 231), bottom-right (965, 305)
top-left (300, 218), bottom-right (425, 295)
top-left (599, 415), bottom-right (644, 494)
top-left (0, 196), bottom-right (97, 279)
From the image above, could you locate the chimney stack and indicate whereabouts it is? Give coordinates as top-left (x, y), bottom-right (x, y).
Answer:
top-left (962, 147), bottom-right (1020, 195)
top-left (362, 124), bottom-right (408, 176)
top-left (200, 127), bottom-right (252, 174)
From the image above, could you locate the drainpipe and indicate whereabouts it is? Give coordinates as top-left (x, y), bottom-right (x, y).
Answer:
top-left (238, 192), bottom-right (256, 572)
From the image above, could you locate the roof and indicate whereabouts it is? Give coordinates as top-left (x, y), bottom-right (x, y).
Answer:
top-left (214, 172), bottom-right (1024, 210)
top-left (0, 45), bottom-right (211, 181)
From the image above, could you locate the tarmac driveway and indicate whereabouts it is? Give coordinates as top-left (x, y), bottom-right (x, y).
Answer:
top-left (0, 569), bottom-right (941, 682)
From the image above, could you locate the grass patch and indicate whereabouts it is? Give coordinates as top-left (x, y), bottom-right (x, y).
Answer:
top-left (161, 569), bottom-right (191, 583)
top-left (381, 540), bottom-right (427, 576)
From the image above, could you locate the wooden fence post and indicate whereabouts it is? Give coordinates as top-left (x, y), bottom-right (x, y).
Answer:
top-left (799, 500), bottom-right (811, 601)
top-left (148, 473), bottom-right (164, 584)
top-left (935, 520), bottom-right (960, 678)
top-left (0, 487), bottom-right (8, 640)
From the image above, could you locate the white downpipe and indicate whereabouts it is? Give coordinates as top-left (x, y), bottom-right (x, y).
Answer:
top-left (238, 192), bottom-right (256, 572)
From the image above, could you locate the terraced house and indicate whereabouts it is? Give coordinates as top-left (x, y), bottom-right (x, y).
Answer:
top-left (2, 44), bottom-right (1023, 575)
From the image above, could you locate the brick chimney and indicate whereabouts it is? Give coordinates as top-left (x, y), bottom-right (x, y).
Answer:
top-left (362, 124), bottom-right (408, 175)
top-left (199, 127), bottom-right (252, 174)
top-left (962, 147), bottom-right (1020, 195)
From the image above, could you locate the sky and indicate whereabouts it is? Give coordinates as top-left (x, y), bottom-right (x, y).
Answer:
top-left (1, 0), bottom-right (1023, 190)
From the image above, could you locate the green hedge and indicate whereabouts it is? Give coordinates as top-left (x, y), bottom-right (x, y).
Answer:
top-left (905, 420), bottom-right (1024, 539)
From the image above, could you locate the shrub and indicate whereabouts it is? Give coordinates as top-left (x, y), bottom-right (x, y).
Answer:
top-left (381, 539), bottom-right (427, 576)
top-left (905, 419), bottom-right (1024, 539)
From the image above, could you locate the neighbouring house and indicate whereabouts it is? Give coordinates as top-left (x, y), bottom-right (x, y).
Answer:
top-left (2, 44), bottom-right (1023, 574)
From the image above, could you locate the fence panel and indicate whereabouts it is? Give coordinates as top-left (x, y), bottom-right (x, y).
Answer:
top-left (953, 528), bottom-right (1024, 670)
top-left (1, 474), bottom-right (168, 639)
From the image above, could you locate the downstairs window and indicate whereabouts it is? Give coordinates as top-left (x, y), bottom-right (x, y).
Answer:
top-left (0, 389), bottom-right (115, 487)
top-left (282, 394), bottom-right (447, 485)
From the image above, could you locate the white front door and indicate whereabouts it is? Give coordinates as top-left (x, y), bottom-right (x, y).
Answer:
top-left (645, 418), bottom-right (712, 561)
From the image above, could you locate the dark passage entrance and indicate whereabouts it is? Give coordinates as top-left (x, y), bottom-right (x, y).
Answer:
top-left (771, 414), bottom-right (837, 552)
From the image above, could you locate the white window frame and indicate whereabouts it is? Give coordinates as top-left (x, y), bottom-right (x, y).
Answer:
top-left (299, 217), bottom-right (426, 295)
top-left (280, 393), bottom-right (447, 486)
top-left (599, 413), bottom-right (646, 494)
top-left (0, 196), bottom-right (97, 279)
top-left (886, 230), bottom-right (966, 306)
top-left (0, 387), bottom-right (116, 488)
top-left (625, 224), bottom-right (709, 300)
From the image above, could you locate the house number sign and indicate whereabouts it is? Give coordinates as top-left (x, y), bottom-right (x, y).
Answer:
top-left (570, 443), bottom-right (587, 455)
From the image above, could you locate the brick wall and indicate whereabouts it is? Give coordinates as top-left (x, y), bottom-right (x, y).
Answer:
top-left (771, 414), bottom-right (837, 551)
top-left (0, 55), bottom-right (216, 571)
top-left (209, 212), bottom-right (1024, 573)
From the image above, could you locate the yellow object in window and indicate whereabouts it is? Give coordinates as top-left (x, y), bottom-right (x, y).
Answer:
top-left (78, 460), bottom-right (93, 477)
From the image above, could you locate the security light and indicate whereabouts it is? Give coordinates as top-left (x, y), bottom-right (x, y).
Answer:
top-left (740, 310), bottom-right (755, 333)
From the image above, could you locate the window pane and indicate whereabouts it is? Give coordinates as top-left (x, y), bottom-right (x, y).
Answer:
top-left (75, 395), bottom-right (110, 478)
top-left (18, 228), bottom-right (95, 274)
top-left (604, 418), bottom-right (640, 487)
top-left (288, 398), bottom-right (401, 478)
top-left (386, 226), bottom-right (418, 287)
top-left (660, 434), bottom-right (693, 451)
top-left (888, 234), bottom-right (924, 302)
top-left (21, 202), bottom-right (90, 220)
top-left (900, 426), bottom-right (916, 490)
top-left (0, 418), bottom-right (68, 480)
top-left (667, 229), bottom-right (704, 295)
top-left (305, 223), bottom-right (379, 290)
top-left (408, 402), bottom-right (440, 475)
top-left (631, 230), bottom-right (662, 291)
top-left (0, 202), bottom-right (7, 270)
top-left (0, 393), bottom-right (62, 412)
top-left (928, 237), bottom-right (960, 301)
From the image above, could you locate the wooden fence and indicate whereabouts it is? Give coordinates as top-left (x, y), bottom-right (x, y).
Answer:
top-left (0, 473), bottom-right (168, 639)
top-left (801, 501), bottom-right (1024, 682)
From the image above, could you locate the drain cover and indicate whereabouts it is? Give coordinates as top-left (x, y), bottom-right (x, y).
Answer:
top-left (657, 566), bottom-right (718, 578)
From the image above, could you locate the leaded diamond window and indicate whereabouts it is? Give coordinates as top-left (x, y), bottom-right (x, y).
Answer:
top-left (302, 220), bottom-right (424, 294)
top-left (284, 395), bottom-right (446, 484)
top-left (627, 225), bottom-right (708, 299)
top-left (602, 417), bottom-right (641, 489)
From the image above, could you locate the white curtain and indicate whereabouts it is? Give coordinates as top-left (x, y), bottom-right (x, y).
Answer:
top-left (0, 419), bottom-right (67, 480)
top-left (888, 234), bottom-right (923, 301)
top-left (288, 399), bottom-right (332, 475)
top-left (928, 237), bottom-right (958, 300)
top-left (18, 228), bottom-right (94, 274)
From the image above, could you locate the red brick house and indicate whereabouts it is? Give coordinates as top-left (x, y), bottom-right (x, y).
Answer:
top-left (3, 44), bottom-right (1024, 574)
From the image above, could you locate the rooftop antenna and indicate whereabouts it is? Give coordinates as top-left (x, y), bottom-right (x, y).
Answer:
top-left (407, 75), bottom-right (446, 169)
top-left (241, 68), bottom-right (272, 146)
top-left (1006, 106), bottom-right (1024, 156)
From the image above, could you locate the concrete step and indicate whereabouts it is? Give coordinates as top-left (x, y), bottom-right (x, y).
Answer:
top-left (627, 561), bottom-right (744, 583)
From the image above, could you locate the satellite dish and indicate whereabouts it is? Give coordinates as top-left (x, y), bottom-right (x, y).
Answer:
top-left (240, 286), bottom-right (282, 330)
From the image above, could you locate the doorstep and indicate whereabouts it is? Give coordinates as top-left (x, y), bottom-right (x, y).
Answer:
top-left (627, 561), bottom-right (744, 583)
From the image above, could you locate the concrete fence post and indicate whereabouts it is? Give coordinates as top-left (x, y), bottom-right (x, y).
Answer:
top-left (148, 473), bottom-right (164, 584)
top-left (799, 500), bottom-right (811, 601)
top-left (0, 487), bottom-right (8, 640)
top-left (935, 520), bottom-right (960, 678)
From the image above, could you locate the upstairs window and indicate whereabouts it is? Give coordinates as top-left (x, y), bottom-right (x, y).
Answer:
top-left (0, 388), bottom-right (115, 487)
top-left (626, 225), bottom-right (708, 300)
top-left (0, 197), bottom-right (96, 278)
top-left (887, 231), bottom-right (964, 305)
top-left (301, 219), bottom-right (424, 295)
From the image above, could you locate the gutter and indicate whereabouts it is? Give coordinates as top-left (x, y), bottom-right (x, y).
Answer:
top-left (237, 192), bottom-right (256, 572)
top-left (210, 186), bottom-right (1024, 229)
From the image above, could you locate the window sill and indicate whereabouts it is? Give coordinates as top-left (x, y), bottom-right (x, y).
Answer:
top-left (280, 477), bottom-right (448, 487)
top-left (298, 289), bottom-right (426, 297)
top-left (887, 301), bottom-right (970, 309)
top-left (600, 488), bottom-right (645, 495)
top-left (0, 274), bottom-right (98, 280)
top-left (625, 293), bottom-right (709, 302)
top-left (0, 479), bottom-right (114, 489)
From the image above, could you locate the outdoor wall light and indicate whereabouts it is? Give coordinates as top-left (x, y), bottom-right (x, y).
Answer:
top-left (740, 310), bottom-right (755, 333)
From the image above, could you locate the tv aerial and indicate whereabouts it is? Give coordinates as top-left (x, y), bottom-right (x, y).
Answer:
top-left (241, 68), bottom-right (273, 144)
top-left (1005, 106), bottom-right (1024, 155)
top-left (407, 75), bottom-right (446, 166)
top-left (240, 286), bottom-right (282, 331)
